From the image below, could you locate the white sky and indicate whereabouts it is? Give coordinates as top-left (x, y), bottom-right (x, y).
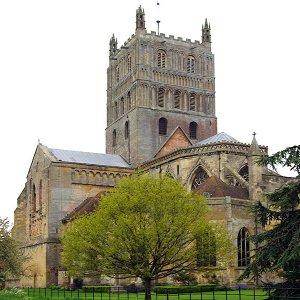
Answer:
top-left (0, 0), bottom-right (299, 223)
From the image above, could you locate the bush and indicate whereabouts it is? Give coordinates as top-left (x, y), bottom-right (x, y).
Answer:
top-left (82, 286), bottom-right (112, 292)
top-left (1, 288), bottom-right (32, 299)
top-left (153, 285), bottom-right (216, 294)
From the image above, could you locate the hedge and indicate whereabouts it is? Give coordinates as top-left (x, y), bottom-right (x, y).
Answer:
top-left (153, 285), bottom-right (216, 294)
top-left (82, 286), bottom-right (112, 292)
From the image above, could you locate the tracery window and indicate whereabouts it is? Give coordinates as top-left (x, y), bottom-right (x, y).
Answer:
top-left (125, 121), bottom-right (129, 140)
top-left (189, 122), bottom-right (197, 139)
top-left (239, 165), bottom-right (249, 182)
top-left (174, 90), bottom-right (181, 109)
top-left (189, 93), bottom-right (196, 111)
top-left (187, 56), bottom-right (195, 73)
top-left (196, 229), bottom-right (216, 267)
top-left (112, 129), bottom-right (117, 147)
top-left (237, 227), bottom-right (250, 267)
top-left (191, 167), bottom-right (208, 190)
top-left (157, 88), bottom-right (165, 107)
top-left (157, 50), bottom-right (166, 68)
top-left (159, 117), bottom-right (167, 135)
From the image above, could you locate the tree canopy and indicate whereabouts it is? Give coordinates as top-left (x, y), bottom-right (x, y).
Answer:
top-left (62, 174), bottom-right (232, 300)
top-left (240, 145), bottom-right (300, 299)
top-left (0, 217), bottom-right (25, 288)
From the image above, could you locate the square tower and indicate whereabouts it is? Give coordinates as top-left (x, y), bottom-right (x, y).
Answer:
top-left (106, 6), bottom-right (217, 164)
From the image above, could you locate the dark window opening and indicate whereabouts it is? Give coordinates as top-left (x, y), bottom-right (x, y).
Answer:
top-left (238, 227), bottom-right (250, 267)
top-left (112, 129), bottom-right (117, 147)
top-left (157, 88), bottom-right (165, 107)
top-left (192, 167), bottom-right (208, 190)
top-left (189, 122), bottom-right (197, 139)
top-left (159, 117), bottom-right (167, 135)
top-left (189, 93), bottom-right (196, 111)
top-left (157, 50), bottom-right (166, 68)
top-left (125, 121), bottom-right (129, 140)
top-left (174, 91), bottom-right (181, 109)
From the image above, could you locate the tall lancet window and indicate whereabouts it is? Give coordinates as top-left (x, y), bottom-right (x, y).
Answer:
top-left (157, 50), bottom-right (166, 69)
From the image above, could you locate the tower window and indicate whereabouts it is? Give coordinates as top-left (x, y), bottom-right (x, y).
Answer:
top-left (189, 122), bottom-right (197, 139)
top-left (189, 93), bottom-right (196, 111)
top-left (157, 50), bottom-right (166, 68)
top-left (187, 56), bottom-right (195, 73)
top-left (157, 88), bottom-right (165, 107)
top-left (174, 90), bottom-right (181, 109)
top-left (238, 227), bottom-right (250, 267)
top-left (125, 121), bottom-right (129, 140)
top-left (112, 129), bottom-right (117, 147)
top-left (159, 117), bottom-right (167, 135)
top-left (120, 97), bottom-right (124, 115)
top-left (114, 102), bottom-right (118, 120)
top-left (127, 91), bottom-right (131, 110)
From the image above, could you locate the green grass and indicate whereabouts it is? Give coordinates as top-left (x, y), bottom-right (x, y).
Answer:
top-left (0, 288), bottom-right (269, 300)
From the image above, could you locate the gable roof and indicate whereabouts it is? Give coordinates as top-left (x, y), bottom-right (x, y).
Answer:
top-left (196, 132), bottom-right (239, 145)
top-left (193, 176), bottom-right (249, 200)
top-left (155, 126), bottom-right (192, 157)
top-left (49, 148), bottom-right (133, 168)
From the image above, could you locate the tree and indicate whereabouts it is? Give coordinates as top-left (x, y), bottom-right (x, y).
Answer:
top-left (62, 174), bottom-right (231, 300)
top-left (240, 145), bottom-right (300, 299)
top-left (0, 217), bottom-right (25, 288)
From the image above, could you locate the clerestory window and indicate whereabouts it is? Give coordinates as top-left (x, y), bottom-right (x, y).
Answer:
top-left (157, 50), bottom-right (166, 68)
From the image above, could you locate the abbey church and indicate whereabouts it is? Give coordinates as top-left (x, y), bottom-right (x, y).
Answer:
top-left (12, 6), bottom-right (292, 288)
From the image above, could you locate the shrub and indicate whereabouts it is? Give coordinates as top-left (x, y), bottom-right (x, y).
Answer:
top-left (82, 286), bottom-right (112, 292)
top-left (153, 285), bottom-right (216, 294)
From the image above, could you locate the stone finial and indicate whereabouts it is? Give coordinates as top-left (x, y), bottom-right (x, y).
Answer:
top-left (249, 132), bottom-right (261, 156)
top-left (136, 6), bottom-right (146, 30)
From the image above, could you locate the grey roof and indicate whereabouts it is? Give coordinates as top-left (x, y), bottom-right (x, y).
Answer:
top-left (196, 132), bottom-right (239, 145)
top-left (49, 148), bottom-right (132, 168)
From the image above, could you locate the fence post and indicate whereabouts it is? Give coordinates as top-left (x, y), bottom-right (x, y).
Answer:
top-left (93, 287), bottom-right (95, 300)
top-left (177, 288), bottom-right (180, 300)
top-left (225, 286), bottom-right (227, 300)
top-left (189, 287), bottom-right (191, 300)
top-left (200, 286), bottom-right (203, 300)
top-left (253, 287), bottom-right (255, 300)
top-left (238, 287), bottom-right (241, 300)
top-left (167, 288), bottom-right (169, 300)
top-left (212, 286), bottom-right (215, 300)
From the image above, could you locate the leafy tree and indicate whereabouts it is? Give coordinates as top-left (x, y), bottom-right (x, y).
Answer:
top-left (240, 145), bottom-right (300, 299)
top-left (0, 217), bottom-right (25, 288)
top-left (62, 174), bottom-right (232, 300)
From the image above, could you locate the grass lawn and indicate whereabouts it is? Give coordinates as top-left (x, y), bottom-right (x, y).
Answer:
top-left (0, 289), bottom-right (269, 300)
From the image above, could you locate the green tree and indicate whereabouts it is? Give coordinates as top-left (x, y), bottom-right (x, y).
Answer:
top-left (0, 217), bottom-right (25, 288)
top-left (240, 145), bottom-right (300, 299)
top-left (62, 174), bottom-right (231, 300)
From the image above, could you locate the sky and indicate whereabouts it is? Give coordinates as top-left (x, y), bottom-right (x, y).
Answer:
top-left (0, 0), bottom-right (299, 223)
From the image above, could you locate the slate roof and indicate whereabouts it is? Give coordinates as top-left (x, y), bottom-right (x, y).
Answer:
top-left (49, 148), bottom-right (132, 168)
top-left (196, 132), bottom-right (239, 145)
top-left (193, 176), bottom-right (249, 200)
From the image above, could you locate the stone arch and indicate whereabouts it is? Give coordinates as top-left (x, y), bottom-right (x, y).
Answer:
top-left (189, 165), bottom-right (210, 190)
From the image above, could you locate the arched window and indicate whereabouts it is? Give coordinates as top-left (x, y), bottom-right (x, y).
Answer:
top-left (120, 97), bottom-right (124, 115)
top-left (187, 56), bottom-right (195, 73)
top-left (174, 90), bottom-right (181, 109)
top-left (39, 180), bottom-right (42, 210)
top-left (32, 184), bottom-right (36, 212)
top-left (189, 122), bottom-right (197, 139)
top-left (127, 91), bottom-right (131, 110)
top-left (125, 121), bottom-right (129, 140)
top-left (237, 227), bottom-right (250, 267)
top-left (159, 117), bottom-right (167, 135)
top-left (191, 167), bottom-right (208, 190)
top-left (196, 228), bottom-right (216, 267)
top-left (114, 102), bottom-right (118, 120)
top-left (157, 50), bottom-right (166, 68)
top-left (157, 88), bottom-right (165, 107)
top-left (112, 129), bottom-right (117, 147)
top-left (239, 165), bottom-right (249, 182)
top-left (189, 93), bottom-right (196, 111)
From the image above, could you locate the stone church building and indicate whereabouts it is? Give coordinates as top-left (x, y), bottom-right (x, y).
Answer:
top-left (12, 6), bottom-right (291, 288)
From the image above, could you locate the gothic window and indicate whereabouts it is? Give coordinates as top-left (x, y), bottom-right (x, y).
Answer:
top-left (239, 165), bottom-right (249, 182)
top-left (157, 88), bottom-right (165, 107)
top-left (116, 67), bottom-right (120, 82)
top-left (159, 117), bottom-right (167, 135)
top-left (127, 91), bottom-right (132, 110)
top-left (120, 97), bottom-right (124, 115)
top-left (125, 121), bottom-right (129, 140)
top-left (174, 90), bottom-right (181, 109)
top-left (237, 227), bottom-right (250, 267)
top-left (39, 180), bottom-right (42, 210)
top-left (127, 55), bottom-right (132, 72)
top-left (191, 167), bottom-right (208, 190)
top-left (112, 129), bottom-right (117, 147)
top-left (196, 229), bottom-right (217, 267)
top-left (189, 93), bottom-right (196, 111)
top-left (32, 184), bottom-right (36, 212)
top-left (157, 50), bottom-right (166, 68)
top-left (114, 102), bottom-right (118, 120)
top-left (189, 122), bottom-right (197, 139)
top-left (187, 56), bottom-right (195, 73)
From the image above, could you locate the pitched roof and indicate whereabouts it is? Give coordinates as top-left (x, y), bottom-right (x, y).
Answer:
top-left (196, 132), bottom-right (239, 146)
top-left (155, 126), bottom-right (192, 157)
top-left (193, 176), bottom-right (249, 199)
top-left (49, 148), bottom-right (132, 168)
top-left (62, 191), bottom-right (106, 223)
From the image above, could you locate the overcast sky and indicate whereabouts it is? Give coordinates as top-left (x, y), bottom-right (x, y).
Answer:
top-left (0, 0), bottom-right (299, 223)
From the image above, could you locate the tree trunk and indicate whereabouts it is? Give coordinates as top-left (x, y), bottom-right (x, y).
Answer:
top-left (143, 278), bottom-right (152, 300)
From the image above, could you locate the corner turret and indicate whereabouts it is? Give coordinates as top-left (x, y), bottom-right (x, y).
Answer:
top-left (202, 18), bottom-right (211, 43)
top-left (136, 6), bottom-right (146, 30)
top-left (109, 34), bottom-right (118, 57)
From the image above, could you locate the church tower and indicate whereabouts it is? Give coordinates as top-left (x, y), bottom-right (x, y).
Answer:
top-left (106, 6), bottom-right (217, 164)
